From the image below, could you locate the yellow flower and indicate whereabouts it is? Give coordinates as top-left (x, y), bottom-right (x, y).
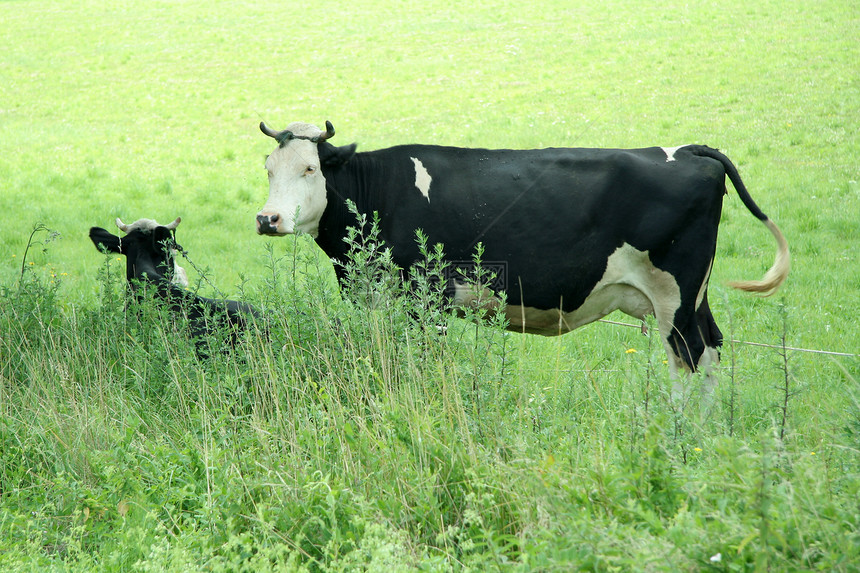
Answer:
top-left (810, 452), bottom-right (816, 456)
top-left (693, 447), bottom-right (703, 452)
top-left (625, 348), bottom-right (637, 354)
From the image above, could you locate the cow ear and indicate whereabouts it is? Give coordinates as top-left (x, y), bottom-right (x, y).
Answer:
top-left (89, 227), bottom-right (123, 254)
top-left (318, 142), bottom-right (357, 167)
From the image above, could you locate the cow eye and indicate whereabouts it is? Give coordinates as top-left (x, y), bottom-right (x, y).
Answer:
top-left (305, 166), bottom-right (317, 175)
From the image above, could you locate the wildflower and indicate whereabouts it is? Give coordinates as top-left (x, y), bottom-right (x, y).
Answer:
top-left (694, 447), bottom-right (703, 452)
top-left (625, 348), bottom-right (637, 354)
top-left (810, 452), bottom-right (816, 456)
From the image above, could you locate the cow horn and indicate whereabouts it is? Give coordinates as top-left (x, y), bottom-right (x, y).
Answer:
top-left (260, 121), bottom-right (335, 143)
top-left (260, 122), bottom-right (285, 140)
top-left (316, 121), bottom-right (335, 142)
top-left (165, 217), bottom-right (181, 230)
top-left (115, 218), bottom-right (129, 232)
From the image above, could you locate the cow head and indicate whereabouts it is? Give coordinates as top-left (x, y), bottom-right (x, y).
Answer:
top-left (89, 217), bottom-right (187, 288)
top-left (256, 121), bottom-right (354, 237)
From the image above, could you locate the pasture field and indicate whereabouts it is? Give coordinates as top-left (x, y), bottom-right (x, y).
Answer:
top-left (1, 0), bottom-right (858, 570)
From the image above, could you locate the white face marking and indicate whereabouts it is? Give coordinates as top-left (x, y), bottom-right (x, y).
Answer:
top-left (410, 157), bottom-right (432, 203)
top-left (661, 145), bottom-right (688, 162)
top-left (258, 123), bottom-right (328, 236)
top-left (503, 244), bottom-right (681, 338)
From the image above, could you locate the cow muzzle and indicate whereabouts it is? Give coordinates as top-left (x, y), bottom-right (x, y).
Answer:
top-left (256, 212), bottom-right (283, 235)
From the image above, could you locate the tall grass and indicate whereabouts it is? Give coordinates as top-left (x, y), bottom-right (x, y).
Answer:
top-left (2, 219), bottom-right (859, 571)
top-left (2, 0), bottom-right (858, 569)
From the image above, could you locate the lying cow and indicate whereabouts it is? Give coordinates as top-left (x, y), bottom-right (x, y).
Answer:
top-left (90, 217), bottom-right (260, 346)
top-left (254, 121), bottom-right (789, 387)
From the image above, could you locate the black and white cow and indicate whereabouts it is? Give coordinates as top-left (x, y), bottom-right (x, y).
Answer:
top-left (90, 217), bottom-right (260, 343)
top-left (255, 121), bottom-right (789, 382)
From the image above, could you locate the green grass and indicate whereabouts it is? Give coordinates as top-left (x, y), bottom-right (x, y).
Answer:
top-left (1, 0), bottom-right (859, 570)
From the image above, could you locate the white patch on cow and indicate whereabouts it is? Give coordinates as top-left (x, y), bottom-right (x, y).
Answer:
top-left (695, 259), bottom-right (713, 310)
top-left (504, 244), bottom-right (681, 340)
top-left (120, 218), bottom-right (160, 232)
top-left (451, 280), bottom-right (501, 313)
top-left (662, 145), bottom-right (688, 162)
top-left (410, 157), bottom-right (432, 202)
top-left (172, 265), bottom-right (189, 288)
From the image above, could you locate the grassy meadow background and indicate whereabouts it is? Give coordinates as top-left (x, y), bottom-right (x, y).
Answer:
top-left (1, 0), bottom-right (858, 570)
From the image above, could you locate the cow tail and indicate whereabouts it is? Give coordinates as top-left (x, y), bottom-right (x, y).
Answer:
top-left (690, 145), bottom-right (790, 296)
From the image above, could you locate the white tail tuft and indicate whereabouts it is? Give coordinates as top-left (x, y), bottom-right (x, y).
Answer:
top-left (727, 218), bottom-right (790, 296)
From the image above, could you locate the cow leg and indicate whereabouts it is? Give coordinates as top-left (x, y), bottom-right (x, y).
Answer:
top-left (661, 337), bottom-right (690, 405)
top-left (663, 290), bottom-right (723, 412)
top-left (663, 333), bottom-right (713, 413)
top-left (693, 291), bottom-right (723, 407)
